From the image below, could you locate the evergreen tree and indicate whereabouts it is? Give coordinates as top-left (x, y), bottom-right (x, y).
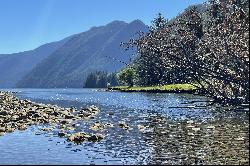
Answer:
top-left (150, 13), bottom-right (168, 32)
top-left (84, 71), bottom-right (119, 88)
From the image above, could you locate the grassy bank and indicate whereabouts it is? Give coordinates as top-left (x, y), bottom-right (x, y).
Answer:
top-left (108, 83), bottom-right (199, 93)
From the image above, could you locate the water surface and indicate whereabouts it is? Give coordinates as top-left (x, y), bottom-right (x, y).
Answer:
top-left (0, 88), bottom-right (249, 165)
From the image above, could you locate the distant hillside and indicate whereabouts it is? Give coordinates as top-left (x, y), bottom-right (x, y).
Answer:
top-left (17, 20), bottom-right (148, 88)
top-left (0, 37), bottom-right (72, 88)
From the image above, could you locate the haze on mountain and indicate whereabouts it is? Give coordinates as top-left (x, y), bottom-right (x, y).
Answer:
top-left (9, 20), bottom-right (147, 88)
top-left (0, 37), bottom-right (71, 88)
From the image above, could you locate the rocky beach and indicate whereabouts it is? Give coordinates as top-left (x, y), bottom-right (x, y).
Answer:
top-left (0, 91), bottom-right (104, 143)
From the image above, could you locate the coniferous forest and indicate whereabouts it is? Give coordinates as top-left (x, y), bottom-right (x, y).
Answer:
top-left (84, 71), bottom-right (118, 88)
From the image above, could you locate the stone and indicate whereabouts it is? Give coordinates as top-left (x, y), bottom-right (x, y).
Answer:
top-left (137, 124), bottom-right (145, 131)
top-left (58, 131), bottom-right (67, 137)
top-left (0, 127), bottom-right (6, 132)
top-left (18, 125), bottom-right (27, 131)
top-left (90, 122), bottom-right (104, 131)
top-left (67, 132), bottom-right (90, 143)
top-left (87, 134), bottom-right (104, 142)
top-left (118, 121), bottom-right (129, 130)
top-left (40, 128), bottom-right (52, 132)
top-left (187, 120), bottom-right (194, 124)
top-left (206, 126), bottom-right (215, 129)
top-left (192, 127), bottom-right (201, 132)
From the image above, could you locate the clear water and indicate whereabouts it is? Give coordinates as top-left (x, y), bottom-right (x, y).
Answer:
top-left (0, 88), bottom-right (249, 165)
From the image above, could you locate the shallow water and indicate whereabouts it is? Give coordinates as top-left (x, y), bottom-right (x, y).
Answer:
top-left (0, 88), bottom-right (249, 165)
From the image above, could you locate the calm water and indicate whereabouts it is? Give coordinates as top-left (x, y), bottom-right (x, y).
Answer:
top-left (0, 88), bottom-right (249, 165)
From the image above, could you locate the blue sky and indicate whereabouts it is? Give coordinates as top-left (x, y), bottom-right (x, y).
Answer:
top-left (0, 0), bottom-right (207, 54)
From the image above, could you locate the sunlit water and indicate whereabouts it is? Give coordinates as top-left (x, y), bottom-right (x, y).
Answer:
top-left (0, 88), bottom-right (249, 165)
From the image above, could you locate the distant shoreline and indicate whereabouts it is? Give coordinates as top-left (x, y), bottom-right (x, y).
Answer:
top-left (107, 84), bottom-right (199, 94)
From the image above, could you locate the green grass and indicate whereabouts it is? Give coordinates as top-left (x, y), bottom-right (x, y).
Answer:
top-left (109, 83), bottom-right (199, 92)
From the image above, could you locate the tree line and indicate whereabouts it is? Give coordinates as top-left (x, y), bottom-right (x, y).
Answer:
top-left (118, 0), bottom-right (249, 105)
top-left (84, 71), bottom-right (118, 88)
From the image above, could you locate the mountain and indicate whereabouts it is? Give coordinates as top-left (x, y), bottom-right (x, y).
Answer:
top-left (17, 20), bottom-right (148, 88)
top-left (0, 36), bottom-right (72, 88)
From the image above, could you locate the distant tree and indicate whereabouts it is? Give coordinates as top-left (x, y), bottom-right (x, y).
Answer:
top-left (96, 73), bottom-right (107, 88)
top-left (107, 73), bottom-right (119, 87)
top-left (150, 13), bottom-right (168, 32)
top-left (84, 73), bottom-right (97, 88)
top-left (117, 67), bottom-right (138, 87)
top-left (84, 71), bottom-right (118, 88)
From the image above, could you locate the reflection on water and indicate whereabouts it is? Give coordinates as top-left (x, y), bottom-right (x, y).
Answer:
top-left (144, 116), bottom-right (249, 165)
top-left (0, 88), bottom-right (249, 165)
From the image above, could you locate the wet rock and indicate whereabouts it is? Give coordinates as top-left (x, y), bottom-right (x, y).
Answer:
top-left (89, 105), bottom-right (100, 112)
top-left (67, 132), bottom-right (90, 143)
top-left (187, 120), bottom-right (194, 124)
top-left (192, 127), bottom-right (201, 132)
top-left (78, 111), bottom-right (92, 118)
top-left (108, 112), bottom-right (114, 116)
top-left (65, 114), bottom-right (75, 119)
top-left (72, 123), bottom-right (80, 127)
top-left (87, 134), bottom-right (104, 142)
top-left (35, 132), bottom-right (42, 135)
top-left (186, 125), bottom-right (195, 128)
top-left (0, 91), bottom-right (102, 143)
top-left (90, 122), bottom-right (105, 131)
top-left (58, 131), bottom-right (67, 137)
top-left (235, 137), bottom-right (245, 141)
top-left (6, 127), bottom-right (15, 133)
top-left (0, 127), bottom-right (6, 132)
top-left (18, 125), bottom-right (27, 131)
top-left (40, 128), bottom-right (52, 132)
top-left (137, 124), bottom-right (145, 131)
top-left (60, 119), bottom-right (72, 125)
top-left (239, 159), bottom-right (249, 165)
top-left (0, 110), bottom-right (8, 116)
top-left (50, 111), bottom-right (60, 116)
top-left (118, 121), bottom-right (129, 130)
top-left (187, 132), bottom-right (195, 136)
top-left (65, 126), bottom-right (75, 131)
top-left (60, 110), bottom-right (70, 116)
top-left (105, 123), bottom-right (114, 128)
top-left (206, 126), bottom-right (215, 129)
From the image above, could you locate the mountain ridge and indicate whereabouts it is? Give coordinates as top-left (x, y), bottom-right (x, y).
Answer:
top-left (0, 36), bottom-right (72, 88)
top-left (16, 20), bottom-right (148, 88)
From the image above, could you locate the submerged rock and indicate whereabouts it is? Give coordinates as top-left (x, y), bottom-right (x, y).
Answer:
top-left (40, 128), bottom-right (53, 132)
top-left (58, 131), bottom-right (67, 137)
top-left (90, 122), bottom-right (104, 131)
top-left (67, 132), bottom-right (90, 143)
top-left (137, 124), bottom-right (145, 132)
top-left (18, 124), bottom-right (27, 131)
top-left (67, 132), bottom-right (104, 143)
top-left (118, 121), bottom-right (130, 130)
top-left (87, 134), bottom-right (104, 142)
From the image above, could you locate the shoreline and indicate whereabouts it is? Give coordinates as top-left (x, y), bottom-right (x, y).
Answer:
top-left (0, 91), bottom-right (103, 142)
top-left (107, 85), bottom-right (250, 107)
top-left (108, 87), bottom-right (198, 94)
top-left (108, 84), bottom-right (200, 94)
